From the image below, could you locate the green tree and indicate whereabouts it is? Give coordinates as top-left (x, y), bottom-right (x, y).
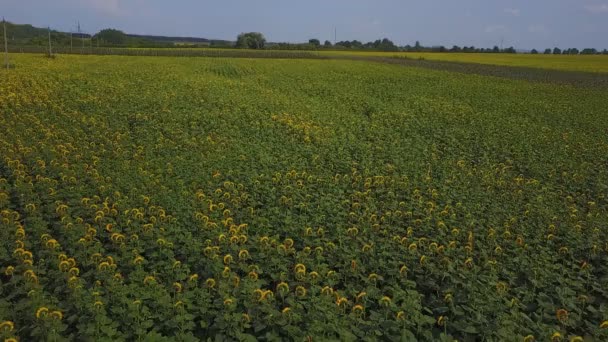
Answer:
top-left (308, 39), bottom-right (320, 47)
top-left (323, 40), bottom-right (332, 47)
top-left (530, 49), bottom-right (538, 54)
top-left (236, 32), bottom-right (266, 49)
top-left (94, 28), bottom-right (127, 45)
top-left (552, 47), bottom-right (561, 54)
top-left (450, 45), bottom-right (462, 52)
top-left (580, 48), bottom-right (597, 55)
top-left (544, 48), bottom-right (552, 54)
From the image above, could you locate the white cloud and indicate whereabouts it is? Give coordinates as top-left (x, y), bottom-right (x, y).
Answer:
top-left (484, 25), bottom-right (508, 34)
top-left (584, 4), bottom-right (608, 13)
top-left (504, 8), bottom-right (520, 16)
top-left (528, 24), bottom-right (548, 34)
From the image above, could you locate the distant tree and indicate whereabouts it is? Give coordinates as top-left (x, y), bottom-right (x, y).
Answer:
top-left (414, 40), bottom-right (422, 52)
top-left (323, 40), bottom-right (332, 47)
top-left (504, 46), bottom-right (516, 53)
top-left (450, 45), bottom-right (461, 52)
top-left (580, 48), bottom-right (597, 55)
top-left (552, 47), bottom-right (561, 54)
top-left (308, 39), bottom-right (320, 47)
top-left (335, 40), bottom-right (350, 48)
top-left (94, 28), bottom-right (127, 45)
top-left (603, 49), bottom-right (608, 55)
top-left (438, 46), bottom-right (447, 52)
top-left (530, 49), bottom-right (538, 54)
top-left (569, 48), bottom-right (579, 55)
top-left (544, 48), bottom-right (552, 54)
top-left (236, 32), bottom-right (266, 49)
top-left (368, 38), bottom-right (398, 51)
top-left (492, 46), bottom-right (500, 53)
top-left (351, 40), bottom-right (363, 48)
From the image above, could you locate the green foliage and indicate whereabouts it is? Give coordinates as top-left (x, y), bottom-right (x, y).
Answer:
top-left (0, 54), bottom-right (607, 341)
top-left (94, 29), bottom-right (128, 45)
top-left (308, 39), bottom-right (320, 47)
top-left (236, 32), bottom-right (266, 49)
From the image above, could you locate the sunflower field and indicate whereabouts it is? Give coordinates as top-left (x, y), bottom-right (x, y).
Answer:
top-left (1, 54), bottom-right (608, 341)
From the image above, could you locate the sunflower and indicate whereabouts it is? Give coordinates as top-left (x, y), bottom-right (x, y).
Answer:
top-left (0, 321), bottom-right (14, 332)
top-left (379, 296), bottom-right (392, 307)
top-left (352, 304), bottom-right (364, 315)
top-left (35, 307), bottom-right (49, 319)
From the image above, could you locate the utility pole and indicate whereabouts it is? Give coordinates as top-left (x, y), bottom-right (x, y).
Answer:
top-left (334, 27), bottom-right (337, 45)
top-left (78, 21), bottom-right (84, 51)
top-left (70, 31), bottom-right (73, 53)
top-left (3, 17), bottom-right (8, 69)
top-left (48, 26), bottom-right (53, 56)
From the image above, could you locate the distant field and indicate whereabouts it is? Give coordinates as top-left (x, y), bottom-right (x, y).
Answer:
top-left (320, 51), bottom-right (608, 73)
top-left (1, 54), bottom-right (608, 341)
top-left (10, 46), bottom-right (608, 73)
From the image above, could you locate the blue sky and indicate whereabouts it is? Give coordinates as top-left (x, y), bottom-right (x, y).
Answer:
top-left (3, 0), bottom-right (608, 49)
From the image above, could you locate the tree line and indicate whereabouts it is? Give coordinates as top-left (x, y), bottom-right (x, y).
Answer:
top-left (236, 32), bottom-right (608, 54)
top-left (3, 20), bottom-right (608, 54)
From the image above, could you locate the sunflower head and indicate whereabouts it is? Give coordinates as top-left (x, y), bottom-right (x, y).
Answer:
top-left (188, 274), bottom-right (199, 283)
top-left (133, 256), bottom-right (144, 265)
top-left (50, 311), bottom-right (63, 320)
top-left (352, 304), bottom-right (364, 315)
top-left (238, 250), bottom-right (249, 260)
top-left (143, 276), bottom-right (155, 285)
top-left (336, 297), bottom-right (348, 307)
top-left (550, 332), bottom-right (562, 342)
top-left (444, 293), bottom-right (453, 303)
top-left (437, 315), bottom-right (447, 327)
top-left (0, 321), bottom-right (15, 333)
top-left (241, 313), bottom-right (251, 324)
top-left (399, 265), bottom-right (408, 277)
top-left (277, 282), bottom-right (289, 295)
top-left (321, 286), bottom-right (333, 296)
top-left (295, 286), bottom-right (307, 298)
top-left (379, 296), bottom-right (392, 307)
top-left (419, 255), bottom-right (427, 266)
top-left (556, 309), bottom-right (568, 323)
top-left (35, 307), bottom-right (49, 319)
